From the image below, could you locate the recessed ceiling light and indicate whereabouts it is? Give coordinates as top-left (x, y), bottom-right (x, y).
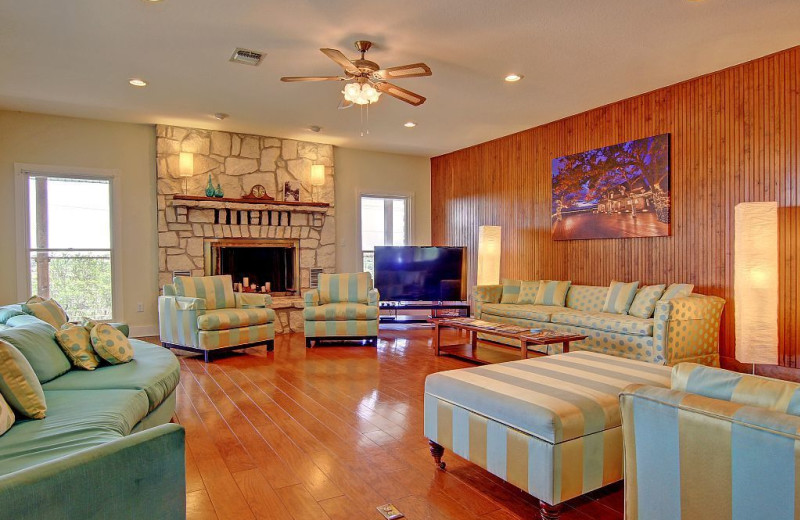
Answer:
top-left (142, 0), bottom-right (164, 3)
top-left (504, 74), bottom-right (523, 82)
top-left (213, 112), bottom-right (229, 120)
top-left (404, 121), bottom-right (417, 128)
top-left (128, 78), bottom-right (148, 87)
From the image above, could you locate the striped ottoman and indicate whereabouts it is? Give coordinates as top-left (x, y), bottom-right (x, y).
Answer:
top-left (424, 351), bottom-right (671, 519)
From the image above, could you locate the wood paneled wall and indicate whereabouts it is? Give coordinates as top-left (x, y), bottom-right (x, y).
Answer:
top-left (431, 46), bottom-right (799, 370)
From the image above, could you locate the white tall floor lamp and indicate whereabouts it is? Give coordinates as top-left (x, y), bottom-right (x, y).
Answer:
top-left (477, 226), bottom-right (502, 286)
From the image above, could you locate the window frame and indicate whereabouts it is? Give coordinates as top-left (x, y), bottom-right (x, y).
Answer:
top-left (14, 163), bottom-right (124, 321)
top-left (357, 191), bottom-right (414, 272)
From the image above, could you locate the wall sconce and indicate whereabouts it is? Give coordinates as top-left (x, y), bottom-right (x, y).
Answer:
top-left (310, 164), bottom-right (325, 202)
top-left (734, 201), bottom-right (778, 366)
top-left (179, 152), bottom-right (194, 195)
top-left (477, 225), bottom-right (502, 286)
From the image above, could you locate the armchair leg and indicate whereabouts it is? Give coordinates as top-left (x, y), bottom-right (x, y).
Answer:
top-left (203, 350), bottom-right (210, 363)
top-left (539, 501), bottom-right (562, 520)
top-left (305, 338), bottom-right (313, 348)
top-left (266, 340), bottom-right (274, 352)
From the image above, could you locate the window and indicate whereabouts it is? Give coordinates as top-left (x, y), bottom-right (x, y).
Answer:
top-left (360, 195), bottom-right (409, 277)
top-left (23, 173), bottom-right (115, 320)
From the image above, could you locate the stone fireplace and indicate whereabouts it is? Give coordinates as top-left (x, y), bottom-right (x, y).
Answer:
top-left (156, 124), bottom-right (336, 333)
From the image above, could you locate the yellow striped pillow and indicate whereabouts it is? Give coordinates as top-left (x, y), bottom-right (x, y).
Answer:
top-left (602, 281), bottom-right (640, 314)
top-left (500, 279), bottom-right (522, 303)
top-left (533, 280), bottom-right (571, 307)
top-left (0, 392), bottom-right (14, 436)
top-left (21, 297), bottom-right (68, 328)
top-left (0, 339), bottom-right (47, 419)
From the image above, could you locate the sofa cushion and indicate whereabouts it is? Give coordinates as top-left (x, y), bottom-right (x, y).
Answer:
top-left (21, 298), bottom-right (68, 329)
top-left (0, 319), bottom-right (71, 383)
top-left (42, 341), bottom-right (179, 412)
top-left (90, 324), bottom-right (134, 365)
top-left (425, 351), bottom-right (671, 443)
top-left (0, 305), bottom-right (24, 324)
top-left (174, 275), bottom-right (236, 310)
top-left (500, 279), bottom-right (521, 304)
top-left (197, 308), bottom-right (275, 331)
top-left (602, 280), bottom-right (639, 315)
top-left (534, 280), bottom-right (571, 307)
top-left (55, 325), bottom-right (101, 370)
top-left (481, 303), bottom-right (565, 322)
top-left (303, 303), bottom-right (378, 321)
top-left (517, 281), bottom-right (541, 304)
top-left (318, 272), bottom-right (372, 304)
top-left (628, 284), bottom-right (666, 319)
top-left (551, 311), bottom-right (654, 336)
top-left (0, 340), bottom-right (47, 419)
top-left (0, 389), bottom-right (150, 476)
top-left (566, 285), bottom-right (610, 312)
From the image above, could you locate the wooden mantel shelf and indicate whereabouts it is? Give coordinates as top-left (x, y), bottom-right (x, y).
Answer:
top-left (170, 194), bottom-right (330, 213)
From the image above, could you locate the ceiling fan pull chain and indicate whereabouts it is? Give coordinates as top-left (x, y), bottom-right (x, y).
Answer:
top-left (366, 103), bottom-right (370, 135)
top-left (360, 104), bottom-right (365, 137)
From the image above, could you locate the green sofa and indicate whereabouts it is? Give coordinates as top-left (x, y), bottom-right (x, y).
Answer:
top-left (473, 282), bottom-right (725, 366)
top-left (0, 309), bottom-right (185, 520)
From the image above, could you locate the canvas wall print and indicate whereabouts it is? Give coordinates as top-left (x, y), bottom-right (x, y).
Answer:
top-left (551, 133), bottom-right (670, 240)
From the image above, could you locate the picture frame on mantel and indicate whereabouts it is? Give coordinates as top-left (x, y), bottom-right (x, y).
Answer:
top-left (283, 180), bottom-right (300, 202)
top-left (551, 133), bottom-right (671, 240)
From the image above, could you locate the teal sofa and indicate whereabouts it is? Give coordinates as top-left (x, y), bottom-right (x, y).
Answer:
top-left (0, 308), bottom-right (185, 520)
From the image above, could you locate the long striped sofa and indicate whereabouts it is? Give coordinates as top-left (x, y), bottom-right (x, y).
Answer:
top-left (473, 281), bottom-right (725, 366)
top-left (158, 274), bottom-right (275, 362)
top-left (425, 351), bottom-right (671, 519)
top-left (621, 363), bottom-right (800, 520)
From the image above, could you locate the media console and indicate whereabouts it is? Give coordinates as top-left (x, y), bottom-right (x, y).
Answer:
top-left (379, 301), bottom-right (470, 323)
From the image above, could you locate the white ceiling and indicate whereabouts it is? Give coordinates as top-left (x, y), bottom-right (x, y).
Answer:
top-left (0, 1), bottom-right (798, 157)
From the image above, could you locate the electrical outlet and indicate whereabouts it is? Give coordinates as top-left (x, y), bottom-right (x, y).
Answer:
top-left (137, 303), bottom-right (144, 312)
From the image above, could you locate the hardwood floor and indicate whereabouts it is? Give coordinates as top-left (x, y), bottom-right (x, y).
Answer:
top-left (146, 327), bottom-right (624, 520)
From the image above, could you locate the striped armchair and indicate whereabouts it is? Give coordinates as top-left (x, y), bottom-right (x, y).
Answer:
top-left (621, 363), bottom-right (800, 520)
top-left (158, 275), bottom-right (275, 362)
top-left (303, 272), bottom-right (379, 347)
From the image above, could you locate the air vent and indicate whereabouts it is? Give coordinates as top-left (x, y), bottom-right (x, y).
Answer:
top-left (230, 48), bottom-right (265, 66)
top-left (310, 268), bottom-right (324, 289)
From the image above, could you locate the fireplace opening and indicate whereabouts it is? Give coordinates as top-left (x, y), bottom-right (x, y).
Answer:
top-left (205, 239), bottom-right (299, 295)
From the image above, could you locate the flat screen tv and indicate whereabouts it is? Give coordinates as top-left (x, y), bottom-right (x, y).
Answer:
top-left (374, 246), bottom-right (466, 302)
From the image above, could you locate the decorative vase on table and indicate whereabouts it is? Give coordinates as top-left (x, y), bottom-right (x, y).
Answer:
top-left (214, 183), bottom-right (224, 198)
top-left (205, 174), bottom-right (215, 197)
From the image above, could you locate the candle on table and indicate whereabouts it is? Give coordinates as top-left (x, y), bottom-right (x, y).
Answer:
top-left (243, 277), bottom-right (249, 287)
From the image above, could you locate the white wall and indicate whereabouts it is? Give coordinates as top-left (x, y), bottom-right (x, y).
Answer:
top-left (333, 147), bottom-right (431, 272)
top-left (0, 110), bottom-right (158, 335)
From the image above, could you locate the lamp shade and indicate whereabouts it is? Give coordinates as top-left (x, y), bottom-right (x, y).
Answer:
top-left (734, 201), bottom-right (778, 364)
top-left (310, 165), bottom-right (325, 187)
top-left (477, 225), bottom-right (502, 286)
top-left (179, 152), bottom-right (194, 178)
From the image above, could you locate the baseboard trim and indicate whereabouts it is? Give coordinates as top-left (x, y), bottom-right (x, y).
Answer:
top-left (129, 324), bottom-right (159, 338)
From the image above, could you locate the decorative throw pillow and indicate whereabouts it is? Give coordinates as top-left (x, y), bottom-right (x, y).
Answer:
top-left (55, 325), bottom-right (101, 370)
top-left (660, 283), bottom-right (694, 301)
top-left (499, 279), bottom-right (521, 304)
top-left (21, 297), bottom-right (68, 329)
top-left (628, 284), bottom-right (666, 319)
top-left (0, 319), bottom-right (72, 384)
top-left (534, 280), bottom-right (571, 307)
top-left (0, 392), bottom-right (14, 436)
top-left (517, 281), bottom-right (541, 304)
top-left (0, 305), bottom-right (24, 324)
top-left (90, 324), bottom-right (134, 365)
top-left (602, 281), bottom-right (640, 315)
top-left (0, 339), bottom-right (47, 419)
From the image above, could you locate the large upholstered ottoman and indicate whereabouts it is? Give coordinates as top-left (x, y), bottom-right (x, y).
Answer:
top-left (424, 351), bottom-right (671, 519)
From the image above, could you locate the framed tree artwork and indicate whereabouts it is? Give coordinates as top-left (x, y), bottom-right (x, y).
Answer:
top-left (551, 133), bottom-right (670, 240)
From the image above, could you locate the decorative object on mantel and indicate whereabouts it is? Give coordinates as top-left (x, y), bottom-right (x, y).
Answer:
top-left (214, 182), bottom-right (224, 198)
top-left (551, 133), bottom-right (671, 240)
top-left (310, 165), bottom-right (325, 202)
top-left (284, 181), bottom-right (300, 202)
top-left (243, 184), bottom-right (274, 201)
top-left (179, 152), bottom-right (193, 194)
top-left (205, 174), bottom-right (215, 198)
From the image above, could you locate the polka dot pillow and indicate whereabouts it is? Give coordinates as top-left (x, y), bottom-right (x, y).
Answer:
top-left (628, 284), bottom-right (666, 319)
top-left (55, 324), bottom-right (101, 370)
top-left (90, 324), bottom-right (134, 365)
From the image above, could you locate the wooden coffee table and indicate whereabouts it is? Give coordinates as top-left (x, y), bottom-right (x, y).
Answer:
top-left (520, 330), bottom-right (588, 358)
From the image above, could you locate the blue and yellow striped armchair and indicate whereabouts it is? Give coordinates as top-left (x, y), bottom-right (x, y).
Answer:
top-left (158, 275), bottom-right (275, 362)
top-left (621, 363), bottom-right (800, 520)
top-left (303, 272), bottom-right (380, 347)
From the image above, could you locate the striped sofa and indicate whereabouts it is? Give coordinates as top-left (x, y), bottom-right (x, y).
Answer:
top-left (303, 272), bottom-right (379, 347)
top-left (158, 275), bottom-right (275, 362)
top-left (474, 282), bottom-right (725, 366)
top-left (621, 363), bottom-right (800, 520)
top-left (425, 351), bottom-right (671, 519)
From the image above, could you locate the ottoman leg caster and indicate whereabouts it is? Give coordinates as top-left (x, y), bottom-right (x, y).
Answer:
top-left (539, 501), bottom-right (562, 520)
top-left (428, 440), bottom-right (446, 470)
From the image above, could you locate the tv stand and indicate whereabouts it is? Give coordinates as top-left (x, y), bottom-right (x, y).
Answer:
top-left (379, 301), bottom-right (470, 324)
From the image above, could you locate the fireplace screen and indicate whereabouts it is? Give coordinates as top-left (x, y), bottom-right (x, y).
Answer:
top-left (205, 239), bottom-right (298, 294)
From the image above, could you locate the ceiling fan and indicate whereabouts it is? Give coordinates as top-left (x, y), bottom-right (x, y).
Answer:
top-left (281, 40), bottom-right (432, 107)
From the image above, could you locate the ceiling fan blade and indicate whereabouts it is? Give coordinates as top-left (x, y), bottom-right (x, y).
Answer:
top-left (375, 82), bottom-right (426, 106)
top-left (280, 76), bottom-right (344, 82)
top-left (320, 48), bottom-right (359, 74)
top-left (373, 63), bottom-right (432, 80)
top-left (338, 98), bottom-right (353, 110)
